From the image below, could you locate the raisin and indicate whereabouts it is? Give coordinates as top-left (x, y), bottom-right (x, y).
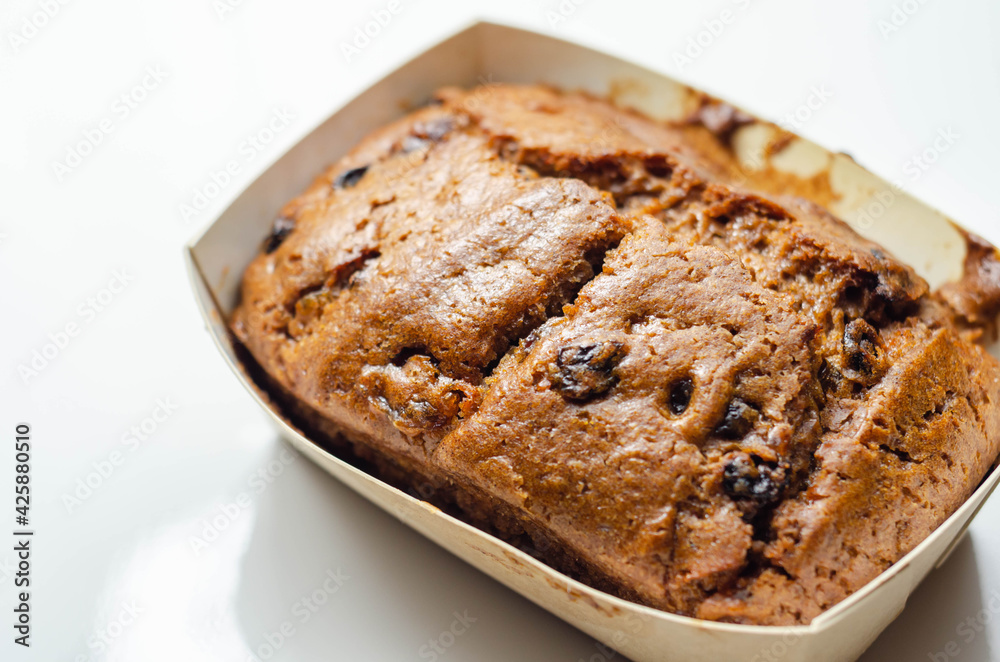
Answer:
top-left (818, 359), bottom-right (841, 394)
top-left (398, 118), bottom-right (454, 155)
top-left (263, 216), bottom-right (295, 254)
top-left (722, 454), bottom-right (785, 506)
top-left (400, 135), bottom-right (430, 154)
top-left (549, 341), bottom-right (625, 401)
top-left (334, 165), bottom-right (369, 189)
top-left (843, 319), bottom-right (887, 386)
top-left (690, 100), bottom-right (753, 146)
top-left (668, 378), bottom-right (694, 415)
top-left (715, 398), bottom-right (758, 439)
top-left (419, 117), bottom-right (454, 141)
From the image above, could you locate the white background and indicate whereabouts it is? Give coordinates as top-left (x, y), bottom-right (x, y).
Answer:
top-left (2, 0), bottom-right (1000, 660)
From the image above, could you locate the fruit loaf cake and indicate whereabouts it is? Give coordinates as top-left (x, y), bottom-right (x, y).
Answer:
top-left (231, 84), bottom-right (1000, 625)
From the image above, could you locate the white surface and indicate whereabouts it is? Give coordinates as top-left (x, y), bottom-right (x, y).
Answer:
top-left (2, 1), bottom-right (999, 661)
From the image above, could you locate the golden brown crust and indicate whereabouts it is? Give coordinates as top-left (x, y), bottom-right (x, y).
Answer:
top-left (232, 83), bottom-right (1000, 625)
top-left (938, 227), bottom-right (1000, 342)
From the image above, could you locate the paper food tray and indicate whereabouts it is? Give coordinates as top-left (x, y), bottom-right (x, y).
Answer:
top-left (185, 21), bottom-right (1000, 662)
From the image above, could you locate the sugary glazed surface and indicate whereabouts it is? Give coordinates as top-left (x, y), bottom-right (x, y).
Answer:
top-left (232, 84), bottom-right (1000, 625)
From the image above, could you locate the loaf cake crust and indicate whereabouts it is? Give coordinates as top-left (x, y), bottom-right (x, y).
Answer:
top-left (232, 84), bottom-right (1000, 625)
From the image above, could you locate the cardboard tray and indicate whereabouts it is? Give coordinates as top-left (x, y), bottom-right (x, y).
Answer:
top-left (185, 21), bottom-right (1000, 662)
